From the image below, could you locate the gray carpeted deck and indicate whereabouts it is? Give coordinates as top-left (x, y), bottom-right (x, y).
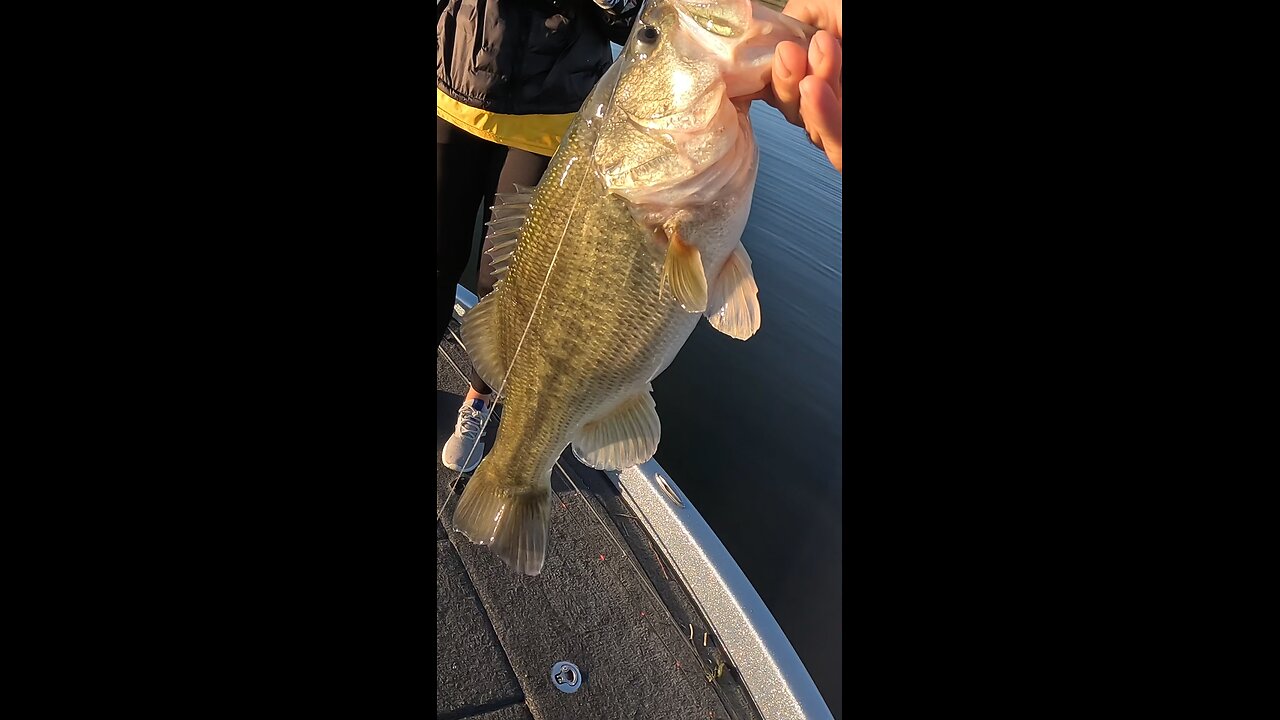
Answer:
top-left (436, 329), bottom-right (762, 720)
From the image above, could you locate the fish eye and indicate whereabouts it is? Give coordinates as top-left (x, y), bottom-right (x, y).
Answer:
top-left (637, 25), bottom-right (659, 45)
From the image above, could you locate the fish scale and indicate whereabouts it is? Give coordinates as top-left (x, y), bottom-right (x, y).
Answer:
top-left (488, 114), bottom-right (695, 485)
top-left (451, 0), bottom-right (813, 575)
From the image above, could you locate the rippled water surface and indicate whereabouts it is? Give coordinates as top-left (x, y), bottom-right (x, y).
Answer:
top-left (649, 101), bottom-right (843, 719)
top-left (457, 72), bottom-right (844, 720)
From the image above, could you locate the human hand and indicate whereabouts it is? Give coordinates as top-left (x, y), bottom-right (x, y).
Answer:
top-left (759, 0), bottom-right (842, 173)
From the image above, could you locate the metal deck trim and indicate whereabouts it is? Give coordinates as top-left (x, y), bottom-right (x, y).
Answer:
top-left (452, 284), bottom-right (833, 720)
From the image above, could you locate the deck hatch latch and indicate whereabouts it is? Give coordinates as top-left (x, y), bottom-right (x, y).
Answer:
top-left (551, 661), bottom-right (583, 694)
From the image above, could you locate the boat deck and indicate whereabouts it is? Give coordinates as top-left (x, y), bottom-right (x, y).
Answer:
top-left (436, 331), bottom-right (759, 720)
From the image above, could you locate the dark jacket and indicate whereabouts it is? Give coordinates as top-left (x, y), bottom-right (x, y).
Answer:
top-left (437, 0), bottom-right (637, 116)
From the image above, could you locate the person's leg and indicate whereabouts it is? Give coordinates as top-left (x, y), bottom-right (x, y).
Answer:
top-left (464, 146), bottom-right (551, 398)
top-left (436, 117), bottom-right (504, 347)
top-left (443, 145), bottom-right (550, 473)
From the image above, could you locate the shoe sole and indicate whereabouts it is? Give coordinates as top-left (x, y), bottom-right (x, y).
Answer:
top-left (442, 459), bottom-right (481, 473)
top-left (442, 444), bottom-right (484, 473)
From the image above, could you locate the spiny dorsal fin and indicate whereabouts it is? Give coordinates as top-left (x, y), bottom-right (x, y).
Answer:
top-left (485, 185), bottom-right (535, 278)
top-left (572, 386), bottom-right (662, 471)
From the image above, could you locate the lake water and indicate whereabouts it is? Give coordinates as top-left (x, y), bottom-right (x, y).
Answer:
top-left (650, 102), bottom-right (844, 719)
top-left (458, 64), bottom-right (844, 720)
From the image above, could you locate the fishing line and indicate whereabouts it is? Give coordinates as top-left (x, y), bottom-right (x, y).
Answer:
top-left (439, 340), bottom-right (690, 655)
top-left (612, 474), bottom-right (764, 718)
top-left (438, 342), bottom-right (739, 714)
top-left (434, 38), bottom-right (754, 718)
top-left (555, 459), bottom-right (703, 655)
top-left (436, 127), bottom-right (601, 524)
top-left (554, 459), bottom-right (746, 717)
top-left (436, 53), bottom-right (634, 523)
top-left (437, 341), bottom-right (466, 381)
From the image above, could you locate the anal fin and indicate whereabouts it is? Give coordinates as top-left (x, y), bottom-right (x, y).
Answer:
top-left (572, 388), bottom-right (662, 471)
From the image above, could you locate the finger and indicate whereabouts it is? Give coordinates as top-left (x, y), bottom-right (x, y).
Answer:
top-left (783, 0), bottom-right (843, 40)
top-left (807, 30), bottom-right (842, 102)
top-left (770, 40), bottom-right (808, 127)
top-left (799, 75), bottom-right (842, 173)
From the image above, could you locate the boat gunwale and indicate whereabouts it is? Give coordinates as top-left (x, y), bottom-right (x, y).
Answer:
top-left (450, 284), bottom-right (833, 720)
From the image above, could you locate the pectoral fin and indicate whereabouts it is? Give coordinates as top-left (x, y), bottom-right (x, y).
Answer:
top-left (660, 220), bottom-right (708, 313)
top-left (572, 388), bottom-right (662, 471)
top-left (704, 242), bottom-right (761, 340)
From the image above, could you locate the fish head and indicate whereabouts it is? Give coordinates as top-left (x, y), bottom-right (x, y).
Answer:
top-left (616, 1), bottom-right (812, 103)
top-left (588, 0), bottom-right (812, 207)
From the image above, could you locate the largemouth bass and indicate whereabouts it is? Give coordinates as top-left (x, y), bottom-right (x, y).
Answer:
top-left (452, 0), bottom-right (813, 575)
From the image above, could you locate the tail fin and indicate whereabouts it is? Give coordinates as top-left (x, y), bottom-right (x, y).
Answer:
top-left (453, 465), bottom-right (552, 576)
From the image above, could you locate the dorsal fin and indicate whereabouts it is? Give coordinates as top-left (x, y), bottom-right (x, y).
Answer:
top-left (485, 186), bottom-right (535, 277)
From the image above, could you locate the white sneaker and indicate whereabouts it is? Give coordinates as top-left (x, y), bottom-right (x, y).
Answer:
top-left (442, 398), bottom-right (492, 472)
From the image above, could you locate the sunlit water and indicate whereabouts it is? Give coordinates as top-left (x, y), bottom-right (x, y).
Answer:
top-left (649, 102), bottom-right (843, 719)
top-left (458, 60), bottom-right (843, 720)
